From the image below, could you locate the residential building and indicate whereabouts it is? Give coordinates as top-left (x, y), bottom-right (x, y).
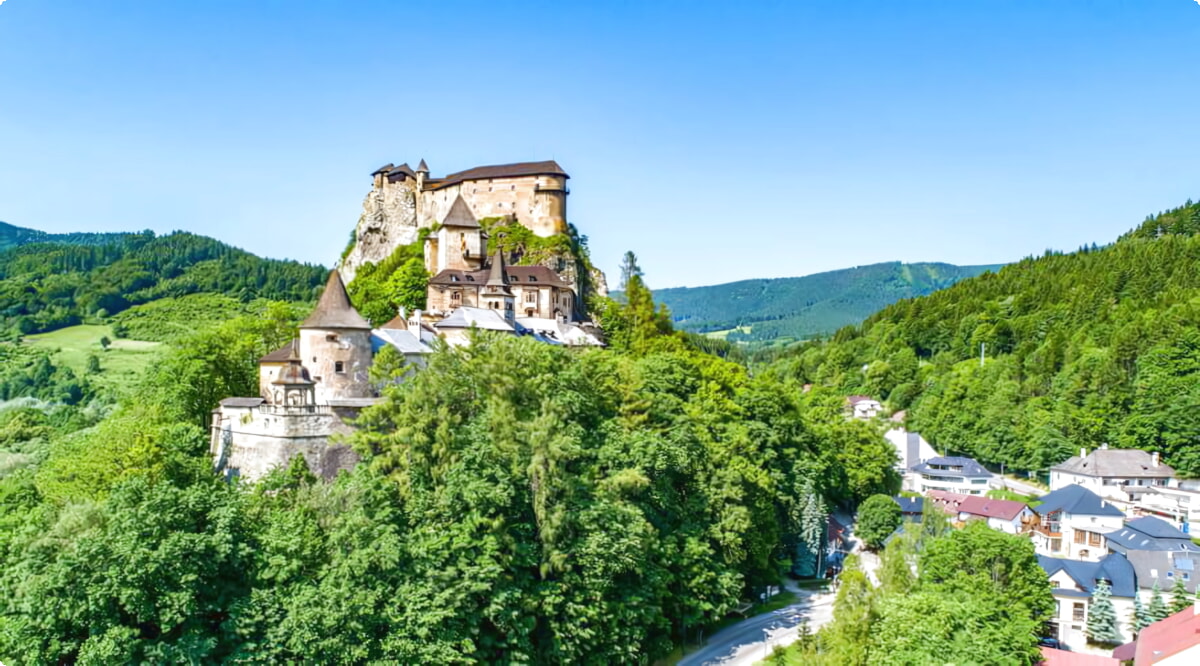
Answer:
top-left (1038, 552), bottom-right (1138, 651)
top-left (885, 427), bottom-right (938, 473)
top-left (894, 496), bottom-right (924, 522)
top-left (1131, 483), bottom-right (1200, 536)
top-left (1106, 516), bottom-right (1200, 597)
top-left (911, 456), bottom-right (994, 495)
top-left (1050, 446), bottom-right (1175, 509)
top-left (1029, 485), bottom-right (1125, 562)
top-left (1113, 604), bottom-right (1200, 665)
top-left (926, 491), bottom-right (1034, 534)
top-left (846, 395), bottom-right (883, 419)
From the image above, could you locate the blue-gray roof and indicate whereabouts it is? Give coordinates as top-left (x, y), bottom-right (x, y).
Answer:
top-left (1034, 484), bottom-right (1125, 518)
top-left (894, 496), bottom-right (924, 513)
top-left (1037, 552), bottom-right (1137, 598)
top-left (911, 456), bottom-right (993, 478)
top-left (1106, 517), bottom-right (1200, 552)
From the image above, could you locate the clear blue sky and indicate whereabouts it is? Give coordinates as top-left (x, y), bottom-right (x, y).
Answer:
top-left (1, 1), bottom-right (1198, 288)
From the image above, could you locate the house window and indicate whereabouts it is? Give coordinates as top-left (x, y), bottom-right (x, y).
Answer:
top-left (1185, 572), bottom-right (1192, 581)
top-left (452, 292), bottom-right (461, 301)
top-left (1050, 538), bottom-right (1062, 552)
top-left (526, 292), bottom-right (536, 303)
top-left (1168, 571), bottom-right (1175, 578)
top-left (451, 275), bottom-right (460, 282)
top-left (1075, 531), bottom-right (1087, 545)
top-left (1073, 603), bottom-right (1086, 622)
top-left (1089, 532), bottom-right (1102, 547)
top-left (335, 361), bottom-right (344, 373)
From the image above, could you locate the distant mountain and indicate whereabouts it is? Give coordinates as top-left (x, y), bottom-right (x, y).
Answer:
top-left (0, 220), bottom-right (134, 252)
top-left (650, 262), bottom-right (1003, 343)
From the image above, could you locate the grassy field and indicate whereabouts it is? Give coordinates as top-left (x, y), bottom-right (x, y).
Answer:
top-left (704, 325), bottom-right (752, 340)
top-left (25, 325), bottom-right (162, 390)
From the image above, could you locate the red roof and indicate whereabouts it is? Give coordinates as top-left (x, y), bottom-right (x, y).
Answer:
top-left (958, 495), bottom-right (1028, 521)
top-left (1038, 647), bottom-right (1117, 665)
top-left (1129, 605), bottom-right (1200, 664)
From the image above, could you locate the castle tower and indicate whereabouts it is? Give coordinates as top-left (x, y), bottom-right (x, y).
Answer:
top-left (416, 158), bottom-right (429, 191)
top-left (299, 270), bottom-right (375, 404)
top-left (480, 248), bottom-right (515, 325)
top-left (271, 339), bottom-right (316, 407)
top-left (431, 195), bottom-right (486, 272)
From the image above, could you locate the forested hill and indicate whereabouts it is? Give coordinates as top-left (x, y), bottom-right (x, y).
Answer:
top-left (648, 261), bottom-right (1001, 343)
top-left (0, 220), bottom-right (132, 252)
top-left (765, 198), bottom-right (1200, 476)
top-left (0, 229), bottom-right (327, 336)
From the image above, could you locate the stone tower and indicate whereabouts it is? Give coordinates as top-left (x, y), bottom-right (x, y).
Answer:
top-left (271, 339), bottom-right (316, 408)
top-left (479, 248), bottom-right (515, 325)
top-left (299, 270), bottom-right (374, 404)
top-left (426, 195), bottom-right (486, 274)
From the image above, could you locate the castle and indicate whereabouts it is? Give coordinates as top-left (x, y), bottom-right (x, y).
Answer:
top-left (210, 158), bottom-right (604, 482)
top-left (341, 159), bottom-right (570, 284)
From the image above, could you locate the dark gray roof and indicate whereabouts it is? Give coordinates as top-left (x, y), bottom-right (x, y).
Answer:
top-left (1106, 517), bottom-right (1200, 552)
top-left (220, 397), bottom-right (265, 408)
top-left (1052, 449), bottom-right (1175, 478)
top-left (910, 456), bottom-right (993, 478)
top-left (423, 160), bottom-right (569, 191)
top-left (441, 195), bottom-right (480, 228)
top-left (1038, 552), bottom-right (1137, 598)
top-left (417, 158), bottom-right (429, 173)
top-left (259, 343), bottom-right (293, 363)
top-left (486, 248), bottom-right (508, 287)
top-left (300, 270), bottom-right (371, 330)
top-left (1034, 484), bottom-right (1125, 518)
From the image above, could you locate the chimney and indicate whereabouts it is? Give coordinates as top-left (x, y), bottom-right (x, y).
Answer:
top-left (399, 306), bottom-right (407, 321)
top-left (1153, 452), bottom-right (1161, 467)
top-left (1081, 447), bottom-right (1087, 459)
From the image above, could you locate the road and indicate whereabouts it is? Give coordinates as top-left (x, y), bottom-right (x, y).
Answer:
top-left (677, 511), bottom-right (871, 666)
top-left (993, 474), bottom-right (1046, 498)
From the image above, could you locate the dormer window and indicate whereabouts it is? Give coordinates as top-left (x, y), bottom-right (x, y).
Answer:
top-left (528, 276), bottom-right (537, 282)
top-left (451, 275), bottom-right (460, 282)
top-left (466, 275), bottom-right (474, 281)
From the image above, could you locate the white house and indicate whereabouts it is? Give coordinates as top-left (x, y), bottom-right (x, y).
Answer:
top-left (847, 395), bottom-right (883, 420)
top-left (1038, 552), bottom-right (1138, 651)
top-left (1030, 485), bottom-right (1126, 562)
top-left (1050, 446), bottom-right (1175, 509)
top-left (885, 428), bottom-right (938, 472)
top-left (910, 456), bottom-right (994, 495)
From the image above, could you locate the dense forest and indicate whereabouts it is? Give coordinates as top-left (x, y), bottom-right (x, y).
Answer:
top-left (0, 254), bottom-right (904, 663)
top-left (764, 199), bottom-right (1200, 476)
top-left (642, 261), bottom-right (999, 343)
top-left (0, 220), bottom-right (133, 253)
top-left (0, 228), bottom-right (327, 337)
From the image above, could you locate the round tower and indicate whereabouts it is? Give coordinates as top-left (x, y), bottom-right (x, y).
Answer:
top-left (299, 270), bottom-right (375, 403)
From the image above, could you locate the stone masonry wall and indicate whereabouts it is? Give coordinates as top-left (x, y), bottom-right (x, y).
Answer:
top-left (212, 406), bottom-right (360, 482)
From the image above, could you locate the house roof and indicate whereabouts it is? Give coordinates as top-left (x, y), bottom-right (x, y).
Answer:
top-left (1130, 604), bottom-right (1200, 664)
top-left (911, 456), bottom-right (993, 478)
top-left (219, 397), bottom-right (265, 408)
top-left (300, 270), bottom-right (371, 330)
top-left (894, 496), bottom-right (924, 514)
top-left (441, 195), bottom-right (480, 229)
top-left (1106, 517), bottom-right (1200, 552)
top-left (1034, 484), bottom-right (1125, 518)
top-left (259, 343), bottom-right (293, 363)
top-left (846, 395), bottom-right (879, 405)
top-left (429, 265), bottom-right (573, 288)
top-left (435, 306), bottom-right (514, 332)
top-left (1051, 448), bottom-right (1175, 478)
top-left (486, 248), bottom-right (508, 287)
top-left (1038, 647), bottom-right (1118, 665)
top-left (409, 160), bottom-right (568, 191)
top-left (371, 329), bottom-right (431, 356)
top-left (957, 495), bottom-right (1028, 521)
top-left (1037, 552), bottom-right (1138, 598)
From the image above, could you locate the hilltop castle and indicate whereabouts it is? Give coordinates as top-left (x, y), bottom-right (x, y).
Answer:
top-left (341, 159), bottom-right (570, 284)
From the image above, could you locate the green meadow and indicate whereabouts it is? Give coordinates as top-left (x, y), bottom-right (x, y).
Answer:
top-left (25, 325), bottom-right (162, 390)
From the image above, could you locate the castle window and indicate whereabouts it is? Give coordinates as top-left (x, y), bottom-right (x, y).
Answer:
top-left (525, 292), bottom-right (536, 303)
top-left (528, 276), bottom-right (537, 282)
top-left (452, 292), bottom-right (461, 301)
top-left (451, 275), bottom-right (460, 282)
top-left (335, 361), bottom-right (345, 374)
top-left (326, 334), bottom-right (338, 342)
top-left (466, 275), bottom-right (474, 281)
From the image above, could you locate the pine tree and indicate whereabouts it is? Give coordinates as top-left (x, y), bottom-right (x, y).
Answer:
top-left (1148, 580), bottom-right (1170, 623)
top-left (1131, 595), bottom-right (1150, 637)
top-left (1169, 576), bottom-right (1192, 615)
top-left (1086, 579), bottom-right (1122, 646)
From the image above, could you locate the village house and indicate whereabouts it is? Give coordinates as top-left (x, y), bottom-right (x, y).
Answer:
top-left (926, 490), bottom-right (1034, 534)
top-left (1114, 603), bottom-right (1200, 665)
top-left (1038, 552), bottom-right (1138, 651)
top-left (1051, 445), bottom-right (1176, 509)
top-left (846, 395), bottom-right (884, 419)
top-left (910, 455), bottom-right (994, 495)
top-left (1106, 516), bottom-right (1200, 599)
top-left (1029, 485), bottom-right (1126, 562)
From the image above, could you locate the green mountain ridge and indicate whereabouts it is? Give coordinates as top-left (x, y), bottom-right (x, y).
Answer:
top-left (0, 220), bottom-right (134, 252)
top-left (648, 261), bottom-right (1002, 343)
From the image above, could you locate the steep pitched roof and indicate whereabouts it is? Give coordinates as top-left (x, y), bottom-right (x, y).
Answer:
top-left (423, 160), bottom-right (568, 191)
top-left (1129, 604), bottom-right (1200, 664)
top-left (417, 158), bottom-right (429, 173)
top-left (371, 330), bottom-right (431, 355)
top-left (429, 265), bottom-right (574, 288)
top-left (1037, 552), bottom-right (1137, 598)
top-left (435, 306), bottom-right (514, 332)
top-left (441, 195), bottom-right (480, 228)
top-left (1034, 485), bottom-right (1125, 518)
top-left (486, 249), bottom-right (509, 287)
top-left (894, 496), bottom-right (924, 514)
top-left (259, 343), bottom-right (293, 363)
top-left (1052, 448), bottom-right (1175, 478)
top-left (300, 270), bottom-right (371, 330)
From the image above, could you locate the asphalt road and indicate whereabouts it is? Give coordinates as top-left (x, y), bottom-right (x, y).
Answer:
top-left (675, 589), bottom-right (835, 666)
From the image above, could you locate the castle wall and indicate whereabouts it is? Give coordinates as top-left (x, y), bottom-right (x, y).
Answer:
top-left (258, 362), bottom-right (286, 401)
top-left (298, 328), bottom-right (374, 403)
top-left (211, 405), bottom-right (359, 481)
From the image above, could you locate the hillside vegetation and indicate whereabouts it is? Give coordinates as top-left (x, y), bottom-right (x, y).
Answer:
top-left (648, 261), bottom-right (1000, 343)
top-left (765, 199), bottom-right (1200, 476)
top-left (0, 229), bottom-right (327, 337)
